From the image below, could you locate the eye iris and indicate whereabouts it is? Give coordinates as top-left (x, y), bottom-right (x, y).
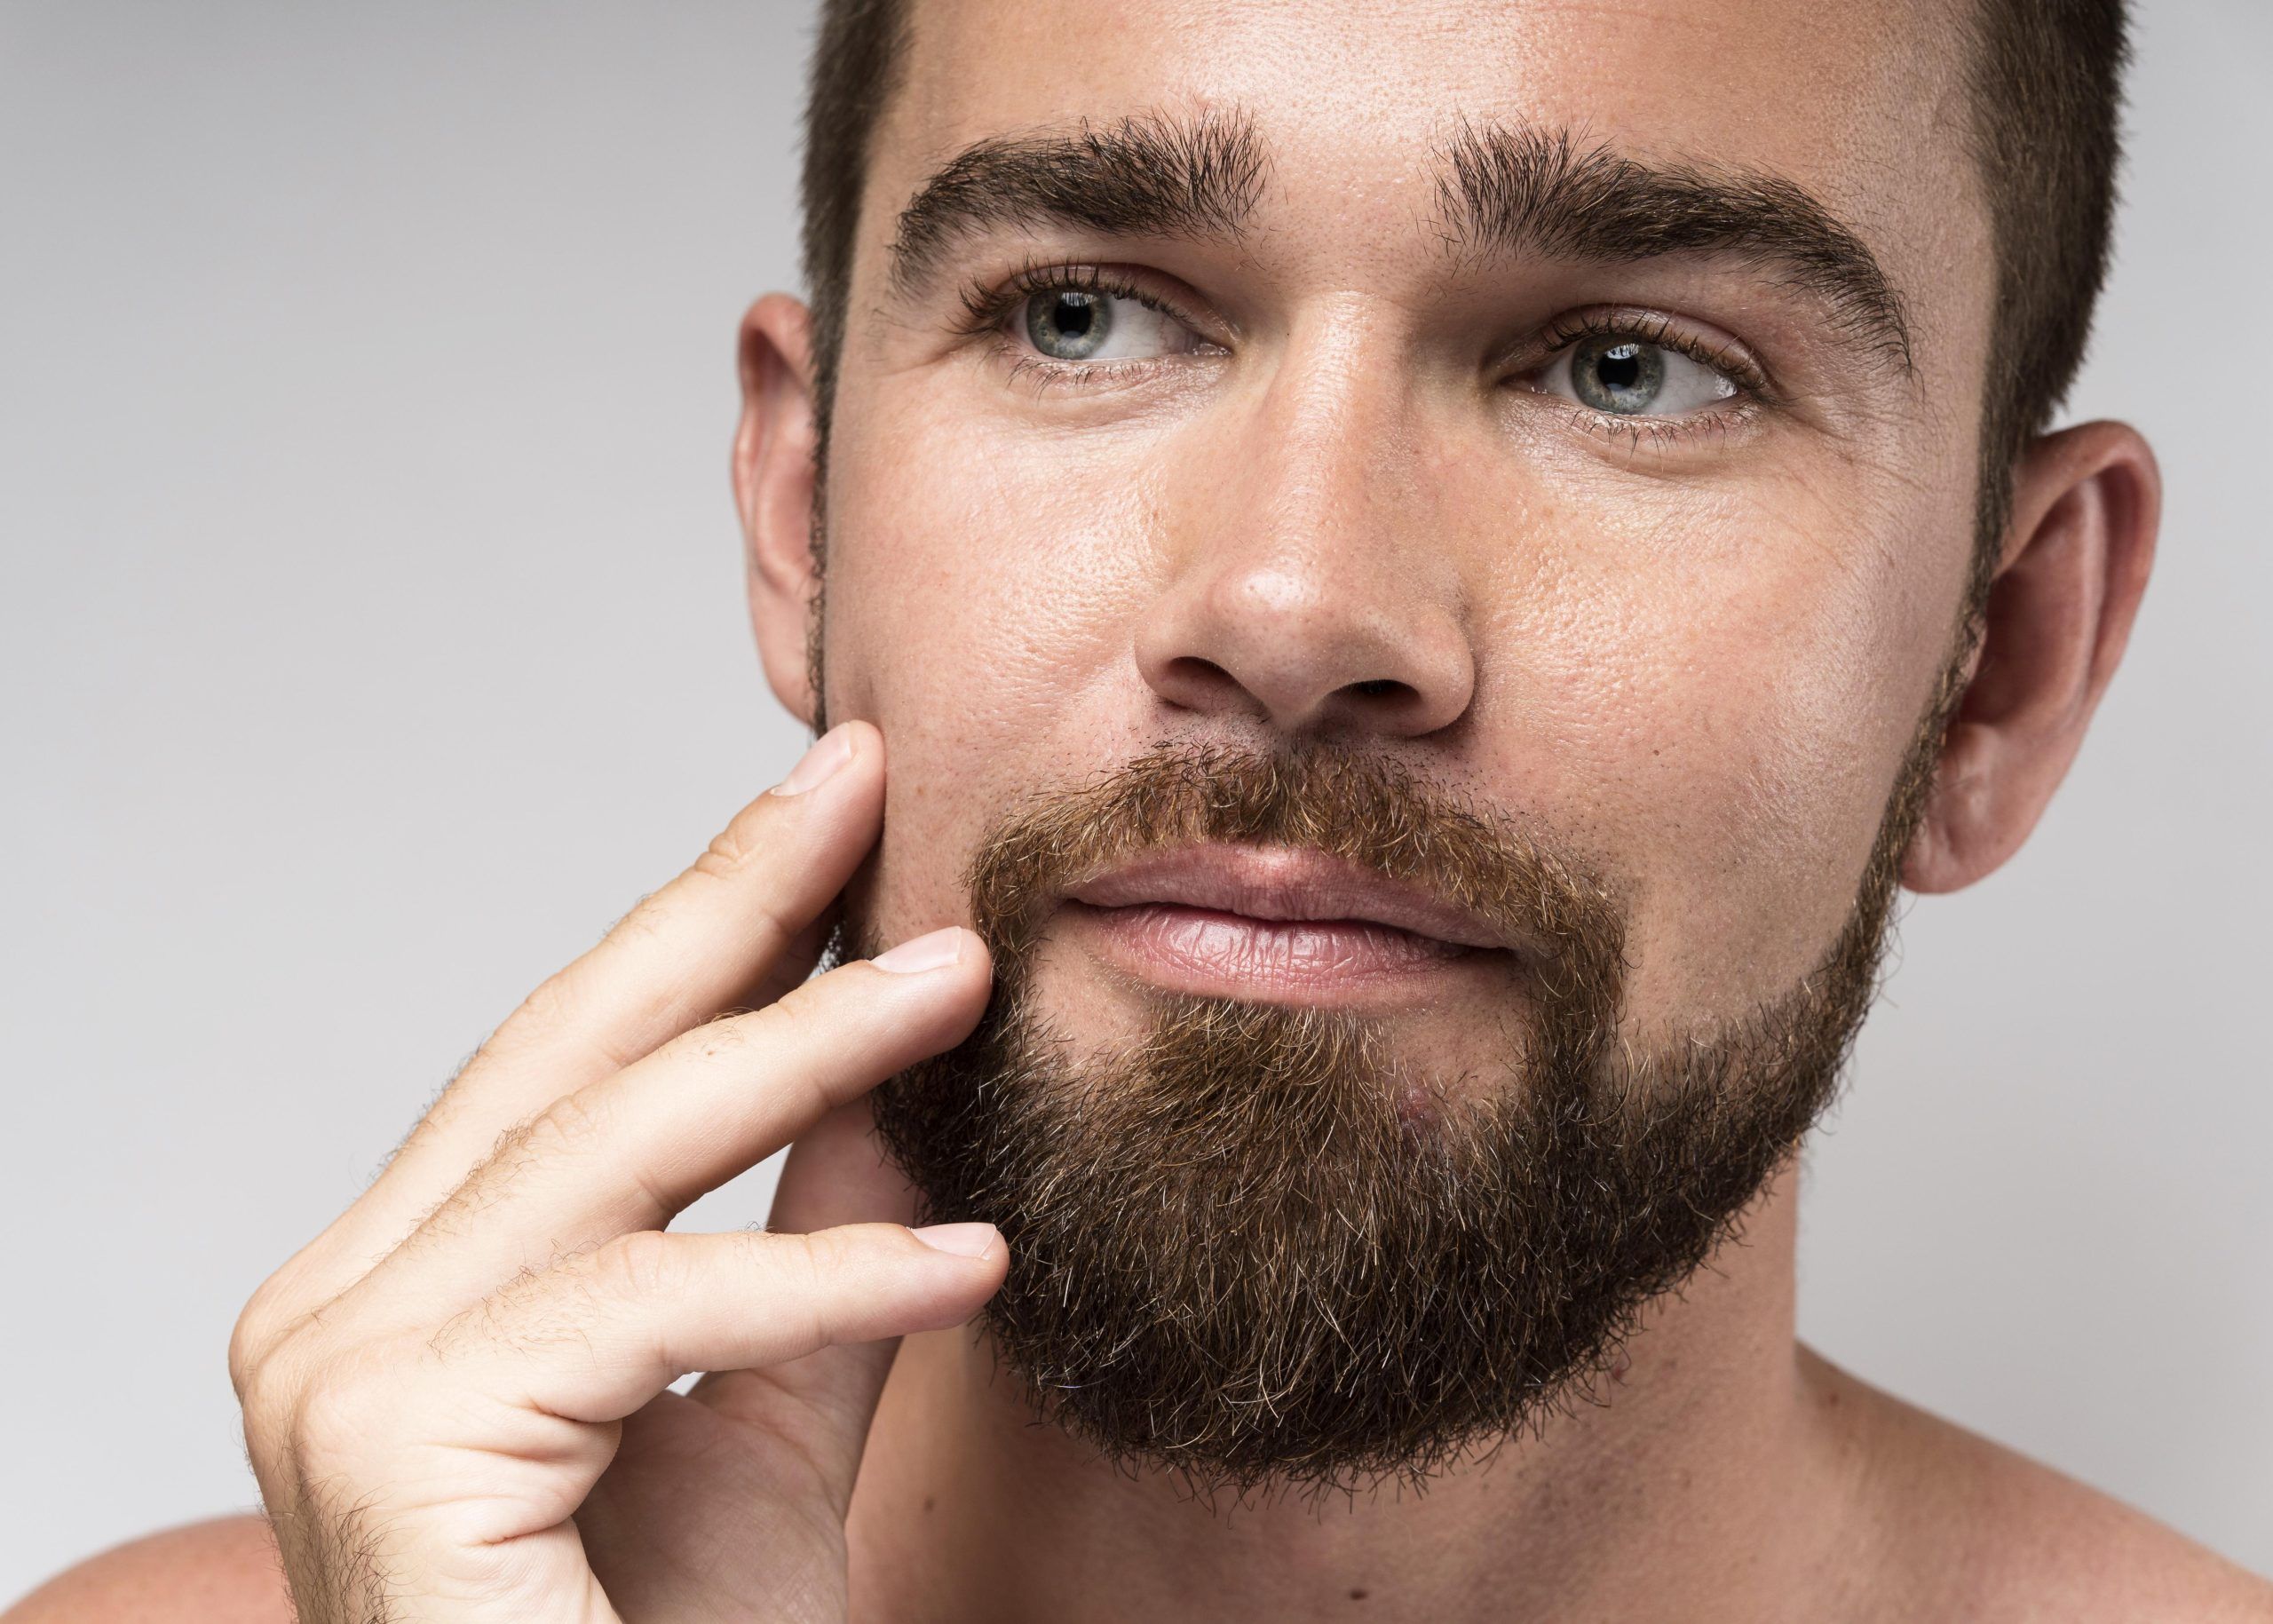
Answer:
top-left (1571, 335), bottom-right (1666, 414)
top-left (1027, 289), bottom-right (1111, 360)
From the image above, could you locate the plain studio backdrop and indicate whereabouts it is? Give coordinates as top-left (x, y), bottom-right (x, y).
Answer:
top-left (3, 1), bottom-right (2269, 1601)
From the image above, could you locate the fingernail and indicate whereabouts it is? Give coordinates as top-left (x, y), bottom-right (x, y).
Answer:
top-left (911, 1221), bottom-right (999, 1257)
top-left (771, 725), bottom-right (855, 796)
top-left (871, 926), bottom-right (965, 975)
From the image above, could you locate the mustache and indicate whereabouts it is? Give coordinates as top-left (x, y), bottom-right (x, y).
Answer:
top-left (963, 741), bottom-right (1628, 1016)
top-left (873, 739), bottom-right (1862, 1490)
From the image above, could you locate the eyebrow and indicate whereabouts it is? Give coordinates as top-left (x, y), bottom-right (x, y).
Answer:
top-left (884, 108), bottom-right (1913, 376)
top-left (886, 109), bottom-right (1267, 297)
top-left (1432, 121), bottom-right (1916, 376)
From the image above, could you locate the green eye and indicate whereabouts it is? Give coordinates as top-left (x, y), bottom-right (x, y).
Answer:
top-left (1026, 290), bottom-right (1113, 360)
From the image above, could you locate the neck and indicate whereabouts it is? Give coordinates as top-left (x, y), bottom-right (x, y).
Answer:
top-left (847, 1167), bottom-right (1864, 1623)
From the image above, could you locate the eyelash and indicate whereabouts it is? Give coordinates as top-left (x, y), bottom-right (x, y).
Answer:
top-left (952, 264), bottom-right (1773, 442)
top-left (952, 257), bottom-right (1212, 395)
top-left (1523, 307), bottom-right (1774, 450)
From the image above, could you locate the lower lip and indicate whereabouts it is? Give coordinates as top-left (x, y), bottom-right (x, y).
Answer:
top-left (1061, 901), bottom-right (1491, 1003)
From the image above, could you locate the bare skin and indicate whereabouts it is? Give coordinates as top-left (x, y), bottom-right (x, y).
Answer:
top-left (12, 0), bottom-right (2273, 1619)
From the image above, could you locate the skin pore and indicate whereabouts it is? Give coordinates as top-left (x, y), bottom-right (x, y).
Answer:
top-left (726, 0), bottom-right (2201, 1618)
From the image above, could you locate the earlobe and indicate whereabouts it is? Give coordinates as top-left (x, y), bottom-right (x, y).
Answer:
top-left (1901, 421), bottom-right (2160, 895)
top-left (734, 293), bottom-right (824, 726)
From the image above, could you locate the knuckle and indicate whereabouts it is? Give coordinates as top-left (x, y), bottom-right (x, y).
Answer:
top-left (587, 1229), bottom-right (682, 1305)
top-left (227, 1314), bottom-right (270, 1404)
top-left (748, 980), bottom-right (840, 1070)
top-left (502, 960), bottom-right (644, 1073)
top-left (230, 1271), bottom-right (333, 1407)
top-left (731, 986), bottom-right (851, 1113)
top-left (406, 1096), bottom-right (597, 1241)
top-left (510, 965), bottom-right (582, 1038)
top-left (788, 1225), bottom-right (842, 1285)
top-left (278, 1343), bottom-right (401, 1474)
top-left (519, 1087), bottom-right (613, 1165)
top-left (695, 799), bottom-right (774, 883)
top-left (787, 1225), bottom-right (870, 1300)
top-left (425, 1276), bottom-right (512, 1363)
top-left (228, 1279), bottom-right (289, 1398)
top-left (672, 1007), bottom-right (770, 1068)
top-left (226, 1329), bottom-right (256, 1402)
top-left (599, 893), bottom-right (675, 966)
top-left (443, 1262), bottom-right (591, 1367)
top-left (490, 963), bottom-right (613, 1071)
top-left (767, 970), bottom-right (837, 1026)
top-left (234, 1343), bottom-right (298, 1444)
top-left (237, 1306), bottom-right (387, 1464)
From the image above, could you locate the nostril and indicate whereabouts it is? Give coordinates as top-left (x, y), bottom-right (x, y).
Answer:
top-left (1347, 677), bottom-right (1412, 701)
top-left (1167, 655), bottom-right (1238, 690)
top-left (1154, 654), bottom-right (1246, 710)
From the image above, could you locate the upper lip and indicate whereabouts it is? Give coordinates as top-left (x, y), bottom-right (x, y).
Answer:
top-left (1062, 843), bottom-right (1510, 951)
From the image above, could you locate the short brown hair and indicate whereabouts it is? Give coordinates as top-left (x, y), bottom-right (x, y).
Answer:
top-left (797, 0), bottom-right (2129, 590)
top-left (1960, 0), bottom-right (2130, 597)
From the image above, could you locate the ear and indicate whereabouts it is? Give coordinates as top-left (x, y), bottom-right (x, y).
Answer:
top-left (733, 292), bottom-right (823, 726)
top-left (1902, 421), bottom-right (2161, 893)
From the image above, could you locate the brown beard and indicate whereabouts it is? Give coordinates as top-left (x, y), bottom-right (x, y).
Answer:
top-left (856, 669), bottom-right (1960, 1495)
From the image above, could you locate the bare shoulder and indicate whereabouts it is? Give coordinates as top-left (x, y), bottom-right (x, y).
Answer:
top-left (4, 1515), bottom-right (293, 1623)
top-left (1802, 1348), bottom-right (2273, 1622)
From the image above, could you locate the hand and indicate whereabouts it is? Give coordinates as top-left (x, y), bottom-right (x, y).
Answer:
top-left (228, 722), bottom-right (1002, 1623)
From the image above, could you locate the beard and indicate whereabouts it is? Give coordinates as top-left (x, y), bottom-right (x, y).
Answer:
top-left (850, 681), bottom-right (1959, 1495)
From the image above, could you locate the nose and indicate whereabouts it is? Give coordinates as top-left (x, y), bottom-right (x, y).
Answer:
top-left (1133, 344), bottom-right (1477, 741)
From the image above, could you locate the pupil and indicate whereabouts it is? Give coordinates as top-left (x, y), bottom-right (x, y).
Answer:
top-left (1597, 345), bottom-right (1642, 391)
top-left (1054, 294), bottom-right (1095, 338)
top-left (1025, 286), bottom-right (1115, 360)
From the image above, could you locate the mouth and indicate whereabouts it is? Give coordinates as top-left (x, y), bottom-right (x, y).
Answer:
top-left (1057, 842), bottom-right (1515, 1005)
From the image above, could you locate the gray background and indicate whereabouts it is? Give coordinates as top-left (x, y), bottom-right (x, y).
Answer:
top-left (3, 0), bottom-right (2268, 1603)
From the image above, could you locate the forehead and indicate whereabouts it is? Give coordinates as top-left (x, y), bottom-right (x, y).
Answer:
top-left (868, 0), bottom-right (1988, 348)
top-left (892, 0), bottom-right (1964, 167)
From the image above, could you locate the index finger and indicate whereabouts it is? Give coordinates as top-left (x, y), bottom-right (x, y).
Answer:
top-left (282, 721), bottom-right (889, 1303)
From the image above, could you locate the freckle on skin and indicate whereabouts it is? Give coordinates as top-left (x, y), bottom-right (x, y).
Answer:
top-left (923, 1494), bottom-right (936, 1513)
top-left (1349, 1588), bottom-right (1369, 1602)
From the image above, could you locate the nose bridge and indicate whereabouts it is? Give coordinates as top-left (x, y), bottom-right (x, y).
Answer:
top-left (1135, 309), bottom-right (1475, 739)
top-left (1226, 311), bottom-right (1412, 580)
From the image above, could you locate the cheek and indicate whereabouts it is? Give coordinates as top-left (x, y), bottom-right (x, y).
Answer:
top-left (1477, 475), bottom-right (1955, 1034)
top-left (818, 398), bottom-right (1168, 939)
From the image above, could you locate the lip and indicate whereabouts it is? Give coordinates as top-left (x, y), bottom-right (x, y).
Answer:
top-left (1058, 843), bottom-right (1514, 1002)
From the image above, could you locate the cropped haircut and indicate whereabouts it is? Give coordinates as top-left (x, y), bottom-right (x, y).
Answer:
top-left (796, 0), bottom-right (2129, 603)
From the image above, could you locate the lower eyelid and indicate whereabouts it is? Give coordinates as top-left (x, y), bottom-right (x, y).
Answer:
top-left (992, 345), bottom-right (1196, 398)
top-left (1554, 395), bottom-right (1762, 451)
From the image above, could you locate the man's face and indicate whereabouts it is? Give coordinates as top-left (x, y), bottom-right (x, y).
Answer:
top-left (796, 0), bottom-right (1996, 1479)
top-left (823, 0), bottom-right (1987, 1064)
